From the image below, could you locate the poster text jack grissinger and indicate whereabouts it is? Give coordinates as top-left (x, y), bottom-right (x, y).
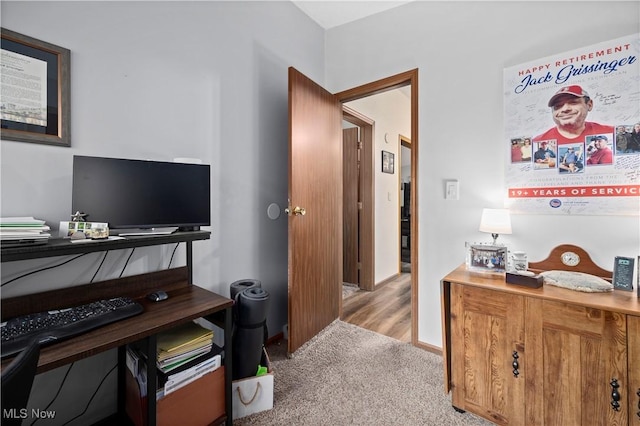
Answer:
top-left (504, 34), bottom-right (640, 215)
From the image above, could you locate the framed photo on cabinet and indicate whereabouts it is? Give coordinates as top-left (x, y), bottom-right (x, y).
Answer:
top-left (1, 28), bottom-right (71, 147)
top-left (613, 256), bottom-right (634, 292)
top-left (465, 243), bottom-right (508, 273)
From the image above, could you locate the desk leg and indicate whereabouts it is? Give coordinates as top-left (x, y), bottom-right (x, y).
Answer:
top-left (118, 346), bottom-right (127, 417)
top-left (146, 335), bottom-right (157, 426)
top-left (225, 306), bottom-right (233, 426)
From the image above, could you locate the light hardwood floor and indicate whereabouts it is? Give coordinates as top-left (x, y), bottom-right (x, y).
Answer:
top-left (341, 272), bottom-right (411, 343)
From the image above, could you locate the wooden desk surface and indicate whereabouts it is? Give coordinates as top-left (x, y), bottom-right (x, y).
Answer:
top-left (1, 267), bottom-right (233, 374)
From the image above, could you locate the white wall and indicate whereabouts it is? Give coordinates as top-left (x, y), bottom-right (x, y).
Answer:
top-left (325, 1), bottom-right (640, 347)
top-left (346, 90), bottom-right (411, 282)
top-left (1, 2), bottom-right (639, 422)
top-left (1, 1), bottom-right (323, 423)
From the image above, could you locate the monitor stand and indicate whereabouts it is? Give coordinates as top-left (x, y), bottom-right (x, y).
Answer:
top-left (112, 227), bottom-right (178, 236)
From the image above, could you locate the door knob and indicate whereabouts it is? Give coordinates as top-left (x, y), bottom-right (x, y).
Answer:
top-left (285, 206), bottom-right (306, 216)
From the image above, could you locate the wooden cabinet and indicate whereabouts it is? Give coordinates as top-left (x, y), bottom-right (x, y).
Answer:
top-left (629, 315), bottom-right (640, 424)
top-left (450, 283), bottom-right (525, 424)
top-left (442, 254), bottom-right (639, 426)
top-left (525, 298), bottom-right (628, 425)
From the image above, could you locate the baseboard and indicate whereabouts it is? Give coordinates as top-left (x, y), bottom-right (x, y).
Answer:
top-left (266, 332), bottom-right (284, 345)
top-left (375, 273), bottom-right (402, 288)
top-left (414, 340), bottom-right (442, 356)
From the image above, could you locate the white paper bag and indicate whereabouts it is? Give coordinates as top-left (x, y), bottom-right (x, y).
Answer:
top-left (232, 373), bottom-right (274, 419)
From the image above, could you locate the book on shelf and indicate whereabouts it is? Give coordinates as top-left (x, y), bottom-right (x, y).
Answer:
top-left (0, 217), bottom-right (51, 242)
top-left (159, 350), bottom-right (222, 397)
top-left (127, 343), bottom-right (222, 399)
top-left (157, 344), bottom-right (210, 369)
top-left (158, 344), bottom-right (222, 376)
top-left (157, 320), bottom-right (213, 356)
top-left (126, 320), bottom-right (220, 399)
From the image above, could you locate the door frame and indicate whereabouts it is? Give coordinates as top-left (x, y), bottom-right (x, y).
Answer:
top-left (342, 106), bottom-right (375, 292)
top-left (398, 134), bottom-right (411, 269)
top-left (335, 69), bottom-right (419, 345)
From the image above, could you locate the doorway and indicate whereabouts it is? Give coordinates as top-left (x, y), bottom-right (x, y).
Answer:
top-left (336, 70), bottom-right (418, 345)
top-left (287, 68), bottom-right (418, 353)
top-left (342, 106), bottom-right (374, 292)
top-left (340, 90), bottom-right (412, 342)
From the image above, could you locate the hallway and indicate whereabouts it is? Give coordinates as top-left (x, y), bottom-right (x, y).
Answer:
top-left (341, 273), bottom-right (411, 343)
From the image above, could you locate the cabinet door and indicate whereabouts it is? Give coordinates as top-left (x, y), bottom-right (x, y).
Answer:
top-left (629, 315), bottom-right (640, 425)
top-left (450, 283), bottom-right (525, 424)
top-left (526, 299), bottom-right (628, 426)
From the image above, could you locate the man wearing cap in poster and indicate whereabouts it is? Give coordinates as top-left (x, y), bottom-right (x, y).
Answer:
top-left (533, 85), bottom-right (613, 145)
top-left (586, 135), bottom-right (613, 165)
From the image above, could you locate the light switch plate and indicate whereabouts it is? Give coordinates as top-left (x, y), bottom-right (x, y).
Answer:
top-left (445, 180), bottom-right (459, 200)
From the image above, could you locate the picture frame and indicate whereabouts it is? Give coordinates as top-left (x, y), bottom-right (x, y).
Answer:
top-left (382, 150), bottom-right (394, 174)
top-left (1, 28), bottom-right (71, 147)
top-left (465, 242), bottom-right (508, 273)
top-left (612, 256), bottom-right (635, 292)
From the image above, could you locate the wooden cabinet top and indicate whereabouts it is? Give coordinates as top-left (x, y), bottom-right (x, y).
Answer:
top-left (443, 264), bottom-right (639, 317)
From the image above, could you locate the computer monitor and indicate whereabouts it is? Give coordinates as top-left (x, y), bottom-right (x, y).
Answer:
top-left (71, 155), bottom-right (210, 232)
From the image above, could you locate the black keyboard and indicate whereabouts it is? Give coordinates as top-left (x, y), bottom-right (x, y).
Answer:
top-left (1, 297), bottom-right (143, 359)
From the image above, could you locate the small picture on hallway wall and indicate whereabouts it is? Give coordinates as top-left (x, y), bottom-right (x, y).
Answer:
top-left (382, 150), bottom-right (394, 174)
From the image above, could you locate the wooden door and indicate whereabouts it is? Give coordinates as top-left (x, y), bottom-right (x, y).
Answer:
top-left (525, 299), bottom-right (628, 425)
top-left (287, 67), bottom-right (342, 354)
top-left (343, 127), bottom-right (359, 285)
top-left (450, 283), bottom-right (525, 425)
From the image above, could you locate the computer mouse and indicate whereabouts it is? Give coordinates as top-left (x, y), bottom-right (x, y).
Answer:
top-left (147, 291), bottom-right (168, 302)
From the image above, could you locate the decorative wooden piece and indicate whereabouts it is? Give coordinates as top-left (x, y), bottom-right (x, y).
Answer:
top-left (527, 244), bottom-right (612, 280)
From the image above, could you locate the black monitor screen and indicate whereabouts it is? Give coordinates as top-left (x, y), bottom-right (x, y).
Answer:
top-left (72, 155), bottom-right (210, 230)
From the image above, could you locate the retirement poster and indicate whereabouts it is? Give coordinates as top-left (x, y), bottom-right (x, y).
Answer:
top-left (504, 33), bottom-right (640, 215)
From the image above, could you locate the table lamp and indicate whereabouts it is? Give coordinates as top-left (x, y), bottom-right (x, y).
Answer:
top-left (479, 208), bottom-right (512, 245)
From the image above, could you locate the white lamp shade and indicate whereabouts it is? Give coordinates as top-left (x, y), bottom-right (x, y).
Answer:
top-left (479, 208), bottom-right (512, 235)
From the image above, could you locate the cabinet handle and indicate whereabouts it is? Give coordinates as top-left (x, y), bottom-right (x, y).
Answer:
top-left (512, 351), bottom-right (520, 378)
top-left (610, 378), bottom-right (621, 412)
top-left (636, 388), bottom-right (639, 419)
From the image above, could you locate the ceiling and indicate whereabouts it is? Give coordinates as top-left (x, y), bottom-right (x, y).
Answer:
top-left (291, 1), bottom-right (412, 29)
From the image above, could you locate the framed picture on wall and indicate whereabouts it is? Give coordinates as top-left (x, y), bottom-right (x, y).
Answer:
top-left (1, 28), bottom-right (71, 147)
top-left (382, 150), bottom-right (394, 174)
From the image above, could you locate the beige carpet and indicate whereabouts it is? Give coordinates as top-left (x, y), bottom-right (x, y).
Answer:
top-left (233, 320), bottom-right (493, 426)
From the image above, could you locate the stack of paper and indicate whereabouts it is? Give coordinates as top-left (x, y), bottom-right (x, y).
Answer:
top-left (155, 321), bottom-right (221, 396)
top-left (156, 321), bottom-right (214, 373)
top-left (0, 217), bottom-right (51, 244)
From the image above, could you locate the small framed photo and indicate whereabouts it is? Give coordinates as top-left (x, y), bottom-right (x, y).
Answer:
top-left (465, 242), bottom-right (508, 273)
top-left (382, 150), bottom-right (394, 174)
top-left (613, 256), bottom-right (635, 291)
